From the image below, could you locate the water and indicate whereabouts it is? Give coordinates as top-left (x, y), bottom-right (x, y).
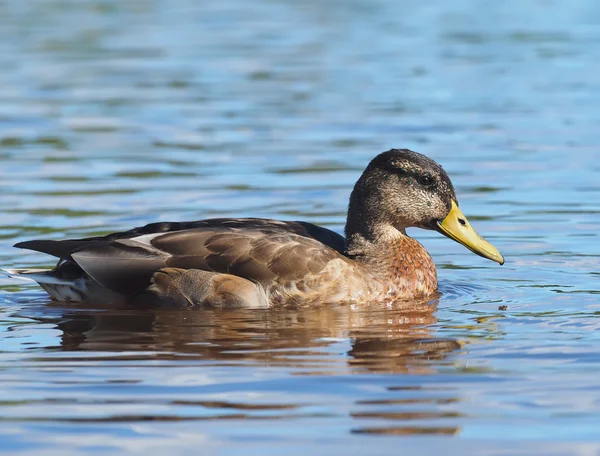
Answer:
top-left (1, 0), bottom-right (600, 454)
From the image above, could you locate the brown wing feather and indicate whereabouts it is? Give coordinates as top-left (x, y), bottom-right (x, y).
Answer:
top-left (153, 227), bottom-right (348, 284)
top-left (68, 239), bottom-right (168, 295)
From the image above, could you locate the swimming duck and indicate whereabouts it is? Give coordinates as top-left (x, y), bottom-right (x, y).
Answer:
top-left (7, 149), bottom-right (503, 307)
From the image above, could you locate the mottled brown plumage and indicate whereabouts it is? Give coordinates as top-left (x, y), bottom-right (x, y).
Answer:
top-left (8, 149), bottom-right (504, 307)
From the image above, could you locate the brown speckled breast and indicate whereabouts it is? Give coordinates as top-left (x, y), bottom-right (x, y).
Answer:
top-left (381, 236), bottom-right (438, 298)
top-left (348, 236), bottom-right (438, 302)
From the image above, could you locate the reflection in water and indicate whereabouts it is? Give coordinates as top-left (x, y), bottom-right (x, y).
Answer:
top-left (19, 297), bottom-right (461, 435)
top-left (49, 297), bottom-right (457, 371)
top-left (352, 426), bottom-right (458, 436)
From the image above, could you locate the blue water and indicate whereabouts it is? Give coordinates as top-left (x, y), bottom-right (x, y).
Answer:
top-left (1, 0), bottom-right (600, 454)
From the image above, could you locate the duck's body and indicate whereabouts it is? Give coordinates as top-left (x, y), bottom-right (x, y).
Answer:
top-left (7, 149), bottom-right (503, 307)
top-left (9, 218), bottom-right (436, 307)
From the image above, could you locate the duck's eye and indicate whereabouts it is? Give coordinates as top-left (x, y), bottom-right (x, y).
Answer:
top-left (418, 175), bottom-right (433, 186)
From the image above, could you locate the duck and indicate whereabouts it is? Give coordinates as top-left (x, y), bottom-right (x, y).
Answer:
top-left (5, 149), bottom-right (504, 308)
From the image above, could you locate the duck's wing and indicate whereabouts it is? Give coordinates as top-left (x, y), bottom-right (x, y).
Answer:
top-left (15, 218), bottom-right (345, 258)
top-left (14, 218), bottom-right (349, 297)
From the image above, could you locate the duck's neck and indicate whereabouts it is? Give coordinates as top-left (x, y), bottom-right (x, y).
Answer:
top-left (345, 216), bottom-right (437, 297)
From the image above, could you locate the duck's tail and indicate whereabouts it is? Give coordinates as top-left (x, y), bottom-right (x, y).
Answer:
top-left (2, 268), bottom-right (87, 301)
top-left (2, 268), bottom-right (71, 284)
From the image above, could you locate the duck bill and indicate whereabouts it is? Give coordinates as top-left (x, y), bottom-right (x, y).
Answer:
top-left (436, 201), bottom-right (504, 265)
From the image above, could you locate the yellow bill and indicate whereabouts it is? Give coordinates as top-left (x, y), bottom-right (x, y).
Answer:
top-left (436, 201), bottom-right (504, 265)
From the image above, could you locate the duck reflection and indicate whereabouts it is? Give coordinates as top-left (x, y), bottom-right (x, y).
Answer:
top-left (35, 297), bottom-right (462, 435)
top-left (50, 296), bottom-right (460, 374)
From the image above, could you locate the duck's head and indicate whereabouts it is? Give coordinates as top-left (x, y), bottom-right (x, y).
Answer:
top-left (347, 149), bottom-right (504, 265)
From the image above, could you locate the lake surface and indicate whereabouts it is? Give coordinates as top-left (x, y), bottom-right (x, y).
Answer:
top-left (1, 0), bottom-right (600, 454)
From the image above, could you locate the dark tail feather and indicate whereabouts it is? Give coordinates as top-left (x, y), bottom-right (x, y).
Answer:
top-left (14, 240), bottom-right (96, 260)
